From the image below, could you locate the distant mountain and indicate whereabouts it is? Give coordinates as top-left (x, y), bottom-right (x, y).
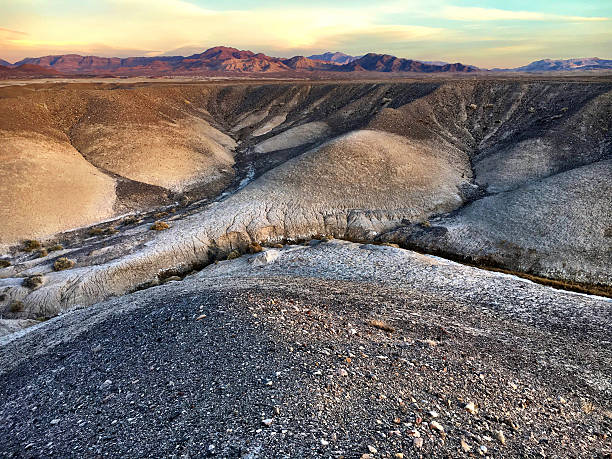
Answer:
top-left (6, 46), bottom-right (481, 77)
top-left (0, 64), bottom-right (61, 78)
top-left (497, 57), bottom-right (612, 72)
top-left (0, 59), bottom-right (12, 67)
top-left (340, 53), bottom-right (480, 73)
top-left (307, 52), bottom-right (361, 64)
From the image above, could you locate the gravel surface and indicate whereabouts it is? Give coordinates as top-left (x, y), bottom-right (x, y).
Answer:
top-left (0, 242), bottom-right (610, 457)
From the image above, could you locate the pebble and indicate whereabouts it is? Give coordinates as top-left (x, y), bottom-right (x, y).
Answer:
top-left (261, 418), bottom-right (273, 427)
top-left (428, 410), bottom-right (439, 418)
top-left (336, 368), bottom-right (349, 377)
top-left (429, 421), bottom-right (444, 433)
top-left (496, 430), bottom-right (506, 445)
top-left (50, 419), bottom-right (60, 425)
top-left (480, 445), bottom-right (488, 454)
top-left (320, 439), bottom-right (329, 446)
top-left (368, 445), bottom-right (378, 453)
top-left (99, 380), bottom-right (112, 390)
top-left (395, 453), bottom-right (404, 458)
top-left (413, 437), bottom-right (424, 449)
top-left (461, 438), bottom-right (471, 452)
top-left (465, 401), bottom-right (477, 414)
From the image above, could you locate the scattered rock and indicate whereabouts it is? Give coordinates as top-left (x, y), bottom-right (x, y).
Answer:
top-left (465, 401), bottom-right (477, 414)
top-left (249, 249), bottom-right (280, 267)
top-left (461, 438), bottom-right (471, 452)
top-left (367, 445), bottom-right (378, 454)
top-left (336, 368), bottom-right (349, 377)
top-left (413, 437), bottom-right (424, 449)
top-left (429, 421), bottom-right (444, 433)
top-left (496, 430), bottom-right (506, 445)
top-left (99, 379), bottom-right (112, 390)
top-left (261, 418), bottom-right (273, 427)
top-left (50, 419), bottom-right (60, 425)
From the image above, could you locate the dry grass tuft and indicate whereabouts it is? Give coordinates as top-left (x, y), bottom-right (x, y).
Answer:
top-left (0, 259), bottom-right (11, 268)
top-left (150, 221), bottom-right (170, 231)
top-left (23, 240), bottom-right (41, 252)
top-left (47, 244), bottom-right (63, 252)
top-left (88, 227), bottom-right (104, 236)
top-left (23, 275), bottom-right (43, 289)
top-left (9, 300), bottom-right (24, 313)
top-left (54, 257), bottom-right (75, 271)
top-left (104, 227), bottom-right (119, 235)
top-left (368, 319), bottom-right (395, 333)
top-left (122, 215), bottom-right (142, 225)
top-left (37, 248), bottom-right (48, 258)
top-left (248, 242), bottom-right (263, 254)
top-left (581, 400), bottom-right (595, 414)
top-left (226, 250), bottom-right (241, 260)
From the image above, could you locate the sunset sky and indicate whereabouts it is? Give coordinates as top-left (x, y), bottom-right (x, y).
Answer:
top-left (1, 0), bottom-right (611, 67)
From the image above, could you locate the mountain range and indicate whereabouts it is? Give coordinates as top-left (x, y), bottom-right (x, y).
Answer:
top-left (0, 47), bottom-right (610, 77)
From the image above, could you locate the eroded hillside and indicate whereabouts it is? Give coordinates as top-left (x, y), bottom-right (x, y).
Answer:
top-left (0, 78), bottom-right (611, 320)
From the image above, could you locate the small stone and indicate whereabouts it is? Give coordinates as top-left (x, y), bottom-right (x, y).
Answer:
top-left (479, 445), bottom-right (488, 455)
top-left (367, 445), bottom-right (378, 454)
top-left (496, 430), bottom-right (506, 445)
top-left (360, 455), bottom-right (372, 459)
top-left (262, 418), bottom-right (273, 427)
top-left (428, 410), bottom-right (439, 418)
top-left (92, 344), bottom-right (103, 354)
top-left (465, 402), bottom-right (477, 414)
top-left (195, 314), bottom-right (207, 321)
top-left (395, 453), bottom-right (404, 458)
top-left (50, 419), bottom-right (60, 425)
top-left (393, 417), bottom-right (401, 424)
top-left (320, 439), bottom-right (329, 446)
top-left (99, 379), bottom-right (112, 390)
top-left (461, 438), bottom-right (471, 452)
top-left (274, 406), bottom-right (280, 415)
top-left (336, 368), bottom-right (349, 377)
top-left (429, 421), bottom-right (444, 433)
top-left (413, 437), bottom-right (424, 449)
top-left (265, 380), bottom-right (273, 386)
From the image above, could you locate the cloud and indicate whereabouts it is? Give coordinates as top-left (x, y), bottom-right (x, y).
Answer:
top-left (440, 6), bottom-right (610, 22)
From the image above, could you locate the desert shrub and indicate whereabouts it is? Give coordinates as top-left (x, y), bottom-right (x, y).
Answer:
top-left (154, 211), bottom-right (169, 219)
top-left (54, 257), bottom-right (75, 271)
top-left (271, 243), bottom-right (284, 249)
top-left (226, 250), bottom-right (241, 260)
top-left (37, 248), bottom-right (48, 258)
top-left (248, 242), bottom-right (263, 254)
top-left (47, 244), bottom-right (63, 252)
top-left (23, 240), bottom-right (41, 252)
top-left (0, 259), bottom-right (10, 268)
top-left (23, 275), bottom-right (43, 289)
top-left (122, 215), bottom-right (142, 225)
top-left (9, 300), bottom-right (24, 313)
top-left (104, 227), bottom-right (119, 235)
top-left (150, 221), bottom-right (170, 231)
top-left (88, 227), bottom-right (104, 236)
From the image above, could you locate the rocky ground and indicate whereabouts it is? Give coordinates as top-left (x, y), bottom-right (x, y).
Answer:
top-left (1, 241), bottom-right (610, 457)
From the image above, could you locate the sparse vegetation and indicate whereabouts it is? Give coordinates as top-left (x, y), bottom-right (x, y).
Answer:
top-left (23, 240), bottom-right (41, 252)
top-left (226, 250), bottom-right (241, 260)
top-left (581, 400), bottom-right (594, 414)
top-left (367, 319), bottom-right (395, 333)
top-left (105, 227), bottom-right (119, 235)
top-left (150, 221), bottom-right (170, 231)
top-left (47, 243), bottom-right (63, 252)
top-left (23, 275), bottom-right (43, 289)
top-left (37, 248), bottom-right (48, 258)
top-left (248, 242), bottom-right (263, 254)
top-left (271, 243), bottom-right (284, 249)
top-left (9, 300), bottom-right (24, 313)
top-left (54, 257), bottom-right (75, 271)
top-left (122, 215), bottom-right (142, 225)
top-left (88, 227), bottom-right (104, 236)
top-left (154, 211), bottom-right (169, 219)
top-left (0, 259), bottom-right (10, 268)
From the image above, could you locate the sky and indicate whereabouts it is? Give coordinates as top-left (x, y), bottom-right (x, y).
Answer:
top-left (1, 0), bottom-right (611, 67)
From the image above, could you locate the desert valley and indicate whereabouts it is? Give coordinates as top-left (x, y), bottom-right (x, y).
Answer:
top-left (0, 3), bottom-right (611, 455)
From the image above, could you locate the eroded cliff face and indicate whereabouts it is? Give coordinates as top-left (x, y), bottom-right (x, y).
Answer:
top-left (0, 79), bottom-right (610, 318)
